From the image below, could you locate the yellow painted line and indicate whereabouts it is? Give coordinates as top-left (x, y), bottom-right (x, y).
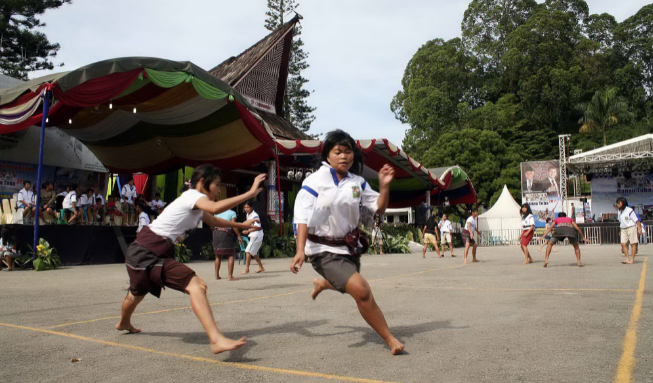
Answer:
top-left (0, 323), bottom-right (400, 383)
top-left (48, 264), bottom-right (465, 329)
top-left (615, 257), bottom-right (648, 383)
top-left (380, 285), bottom-right (637, 293)
top-left (49, 289), bottom-right (312, 329)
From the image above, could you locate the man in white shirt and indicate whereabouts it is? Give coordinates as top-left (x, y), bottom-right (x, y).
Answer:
top-left (617, 197), bottom-right (642, 265)
top-left (62, 184), bottom-right (81, 224)
top-left (121, 179), bottom-right (138, 226)
top-left (241, 201), bottom-right (265, 274)
top-left (438, 214), bottom-right (455, 257)
top-left (463, 209), bottom-right (480, 264)
top-left (17, 180), bottom-right (35, 222)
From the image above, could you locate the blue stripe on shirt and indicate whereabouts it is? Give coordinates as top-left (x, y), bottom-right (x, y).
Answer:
top-left (301, 186), bottom-right (318, 198)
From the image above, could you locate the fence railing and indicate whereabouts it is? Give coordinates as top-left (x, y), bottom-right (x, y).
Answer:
top-left (478, 225), bottom-right (652, 247)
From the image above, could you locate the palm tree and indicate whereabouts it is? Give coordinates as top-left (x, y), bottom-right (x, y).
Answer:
top-left (576, 87), bottom-right (632, 146)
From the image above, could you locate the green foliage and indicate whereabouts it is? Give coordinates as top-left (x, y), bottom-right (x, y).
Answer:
top-left (28, 238), bottom-right (60, 271)
top-left (383, 235), bottom-right (411, 255)
top-left (174, 243), bottom-right (192, 263)
top-left (0, 0), bottom-right (71, 80)
top-left (201, 242), bottom-right (215, 260)
top-left (260, 222), bottom-right (296, 258)
top-left (265, 0), bottom-right (315, 133)
top-left (576, 87), bottom-right (633, 146)
top-left (394, 0), bottom-right (653, 210)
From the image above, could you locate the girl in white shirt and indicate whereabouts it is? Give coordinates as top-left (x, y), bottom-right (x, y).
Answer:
top-left (290, 130), bottom-right (404, 355)
top-left (520, 203), bottom-right (535, 264)
top-left (117, 164), bottom-right (265, 355)
top-left (241, 201), bottom-right (265, 274)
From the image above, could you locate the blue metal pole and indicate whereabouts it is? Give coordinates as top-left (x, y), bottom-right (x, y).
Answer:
top-left (33, 90), bottom-right (52, 259)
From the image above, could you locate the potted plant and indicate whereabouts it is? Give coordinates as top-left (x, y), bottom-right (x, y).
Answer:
top-left (28, 238), bottom-right (61, 271)
top-left (174, 243), bottom-right (192, 263)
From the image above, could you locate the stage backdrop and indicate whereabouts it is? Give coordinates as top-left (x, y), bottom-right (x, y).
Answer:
top-left (591, 173), bottom-right (653, 219)
top-left (521, 160), bottom-right (562, 226)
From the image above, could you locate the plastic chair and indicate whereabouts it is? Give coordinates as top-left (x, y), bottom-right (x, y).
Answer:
top-left (1, 199), bottom-right (11, 224)
top-left (238, 236), bottom-right (250, 265)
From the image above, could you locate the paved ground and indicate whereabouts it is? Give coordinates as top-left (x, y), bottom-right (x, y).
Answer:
top-left (0, 244), bottom-right (650, 383)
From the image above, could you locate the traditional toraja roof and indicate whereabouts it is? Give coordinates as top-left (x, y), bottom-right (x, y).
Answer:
top-left (0, 57), bottom-right (276, 174)
top-left (275, 139), bottom-right (477, 208)
top-left (210, 16), bottom-right (300, 117)
top-left (255, 110), bottom-right (310, 140)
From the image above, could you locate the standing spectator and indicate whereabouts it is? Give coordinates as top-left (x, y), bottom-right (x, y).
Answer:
top-left (439, 214), bottom-right (455, 257)
top-left (241, 200), bottom-right (265, 274)
top-left (62, 184), bottom-right (81, 224)
top-left (422, 214), bottom-right (441, 258)
top-left (136, 203), bottom-right (150, 234)
top-left (570, 203), bottom-right (576, 222)
top-left (121, 178), bottom-right (138, 226)
top-left (520, 203), bottom-right (535, 264)
top-left (617, 197), bottom-right (642, 265)
top-left (372, 216), bottom-right (384, 255)
top-left (17, 180), bottom-right (35, 223)
top-left (212, 209), bottom-right (242, 281)
top-left (39, 182), bottom-right (57, 223)
top-left (92, 187), bottom-right (106, 223)
top-left (462, 209), bottom-right (480, 265)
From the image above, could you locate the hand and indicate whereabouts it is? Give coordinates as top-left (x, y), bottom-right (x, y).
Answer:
top-left (290, 252), bottom-right (305, 274)
top-left (244, 218), bottom-right (260, 226)
top-left (238, 237), bottom-right (243, 244)
top-left (242, 229), bottom-right (249, 235)
top-left (638, 229), bottom-right (643, 236)
top-left (250, 174), bottom-right (267, 195)
top-left (378, 164), bottom-right (395, 187)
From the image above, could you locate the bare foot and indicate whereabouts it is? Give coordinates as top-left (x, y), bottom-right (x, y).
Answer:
top-left (228, 277), bottom-right (239, 281)
top-left (451, 254), bottom-right (456, 257)
top-left (543, 263), bottom-right (548, 268)
top-left (622, 261), bottom-right (629, 264)
top-left (578, 264), bottom-right (583, 267)
top-left (628, 261), bottom-right (635, 264)
top-left (240, 270), bottom-right (249, 275)
top-left (256, 268), bottom-right (265, 273)
top-left (115, 322), bottom-right (141, 333)
top-left (311, 278), bottom-right (325, 300)
top-left (463, 261), bottom-right (468, 265)
top-left (522, 261), bottom-right (529, 265)
top-left (472, 259), bottom-right (480, 263)
top-left (210, 337), bottom-right (246, 354)
top-left (386, 337), bottom-right (405, 355)
top-left (438, 255), bottom-right (444, 258)
top-left (216, 276), bottom-right (222, 280)
top-left (538, 248), bottom-right (542, 252)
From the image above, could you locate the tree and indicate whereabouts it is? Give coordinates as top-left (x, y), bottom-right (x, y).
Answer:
top-left (265, 0), bottom-right (316, 133)
top-left (577, 87), bottom-right (632, 146)
top-left (0, 0), bottom-right (70, 80)
top-left (615, 4), bottom-right (653, 97)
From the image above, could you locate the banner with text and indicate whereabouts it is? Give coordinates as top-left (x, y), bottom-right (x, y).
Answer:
top-left (521, 160), bottom-right (562, 226)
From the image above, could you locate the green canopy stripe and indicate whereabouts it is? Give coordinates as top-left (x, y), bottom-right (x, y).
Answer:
top-left (145, 68), bottom-right (191, 88)
top-left (191, 78), bottom-right (229, 100)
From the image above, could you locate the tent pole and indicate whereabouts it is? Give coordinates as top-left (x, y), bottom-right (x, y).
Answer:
top-left (275, 149), bottom-right (283, 236)
top-left (33, 89), bottom-right (52, 259)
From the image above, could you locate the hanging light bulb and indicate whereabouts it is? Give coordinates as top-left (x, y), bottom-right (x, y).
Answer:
top-left (305, 170), bottom-right (312, 178)
top-left (295, 170), bottom-right (303, 180)
top-left (133, 107), bottom-right (137, 114)
top-left (109, 102), bottom-right (113, 110)
top-left (45, 118), bottom-right (49, 123)
top-left (287, 169), bottom-right (295, 179)
top-left (68, 119), bottom-right (72, 125)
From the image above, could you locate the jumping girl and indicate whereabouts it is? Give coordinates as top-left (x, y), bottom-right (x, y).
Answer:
top-left (290, 129), bottom-right (404, 355)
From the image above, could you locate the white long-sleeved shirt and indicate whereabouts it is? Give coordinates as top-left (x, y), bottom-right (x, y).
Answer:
top-left (294, 162), bottom-right (379, 256)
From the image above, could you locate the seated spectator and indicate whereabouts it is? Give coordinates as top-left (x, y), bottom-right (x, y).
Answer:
top-left (79, 189), bottom-right (94, 224)
top-left (150, 193), bottom-right (166, 216)
top-left (91, 187), bottom-right (105, 223)
top-left (135, 194), bottom-right (157, 219)
top-left (0, 228), bottom-right (18, 271)
top-left (136, 202), bottom-right (150, 235)
top-left (39, 182), bottom-right (57, 223)
top-left (62, 184), bottom-right (81, 224)
top-left (106, 195), bottom-right (123, 225)
top-left (17, 180), bottom-right (35, 223)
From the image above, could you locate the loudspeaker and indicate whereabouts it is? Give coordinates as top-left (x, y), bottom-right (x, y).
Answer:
top-left (585, 173), bottom-right (594, 181)
top-left (624, 171), bottom-right (632, 180)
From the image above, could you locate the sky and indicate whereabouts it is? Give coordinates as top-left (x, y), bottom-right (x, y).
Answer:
top-left (30, 0), bottom-right (650, 149)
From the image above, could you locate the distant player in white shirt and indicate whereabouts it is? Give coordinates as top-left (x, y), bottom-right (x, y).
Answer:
top-left (240, 201), bottom-right (265, 275)
top-left (290, 129), bottom-right (404, 355)
top-left (136, 203), bottom-right (150, 234)
top-left (463, 209), bottom-right (480, 264)
top-left (438, 214), bottom-right (455, 257)
top-left (617, 197), bottom-right (642, 265)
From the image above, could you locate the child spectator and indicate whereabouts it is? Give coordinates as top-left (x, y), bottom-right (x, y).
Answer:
top-left (92, 187), bottom-right (106, 223)
top-left (136, 203), bottom-right (150, 234)
top-left (79, 189), bottom-right (93, 225)
top-left (62, 184), bottom-right (81, 224)
top-left (17, 180), bottom-right (35, 223)
top-left (150, 193), bottom-right (165, 217)
top-left (106, 195), bottom-right (123, 225)
top-left (0, 229), bottom-right (18, 271)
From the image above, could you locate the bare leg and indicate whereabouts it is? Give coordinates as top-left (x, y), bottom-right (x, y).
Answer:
top-left (450, 242), bottom-right (455, 256)
top-left (6, 255), bottom-right (13, 270)
top-left (311, 278), bottom-right (336, 299)
top-left (629, 244), bottom-right (637, 264)
top-left (472, 244), bottom-right (479, 262)
top-left (254, 256), bottom-right (265, 273)
top-left (521, 245), bottom-right (529, 264)
top-left (573, 244), bottom-right (582, 266)
top-left (345, 273), bottom-right (404, 355)
top-left (621, 243), bottom-right (630, 264)
top-left (227, 256), bottom-right (238, 281)
top-left (544, 242), bottom-right (554, 267)
top-left (116, 292), bottom-right (145, 333)
top-left (422, 244), bottom-right (427, 258)
top-left (380, 245), bottom-right (384, 255)
top-left (241, 253), bottom-right (251, 274)
top-left (215, 255), bottom-right (222, 279)
top-left (434, 241), bottom-right (441, 257)
top-left (464, 242), bottom-right (470, 264)
top-left (185, 276), bottom-right (246, 354)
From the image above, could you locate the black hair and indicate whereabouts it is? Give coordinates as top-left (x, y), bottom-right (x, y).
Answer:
top-left (41, 181), bottom-right (50, 189)
top-left (616, 197), bottom-right (628, 211)
top-left (87, 189), bottom-right (93, 194)
top-left (155, 193), bottom-right (161, 197)
top-left (95, 198), bottom-right (102, 203)
top-left (558, 212), bottom-right (567, 218)
top-left (136, 202), bottom-right (147, 211)
top-left (520, 203), bottom-right (533, 218)
top-left (244, 200), bottom-right (255, 208)
top-left (321, 129), bottom-right (364, 175)
top-left (190, 164), bottom-right (222, 192)
top-left (70, 184), bottom-right (78, 191)
top-left (546, 217), bottom-right (551, 223)
top-left (523, 165), bottom-right (533, 173)
top-left (23, 180), bottom-right (31, 186)
top-left (427, 214), bottom-right (437, 224)
top-left (471, 209), bottom-right (478, 214)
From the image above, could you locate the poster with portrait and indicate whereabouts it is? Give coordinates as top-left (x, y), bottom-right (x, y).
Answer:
top-left (521, 160), bottom-right (562, 226)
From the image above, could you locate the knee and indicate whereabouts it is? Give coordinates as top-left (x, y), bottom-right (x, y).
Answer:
top-left (186, 277), bottom-right (208, 295)
top-left (349, 283), bottom-right (372, 302)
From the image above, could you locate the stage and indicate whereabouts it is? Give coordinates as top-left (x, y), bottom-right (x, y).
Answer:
top-left (4, 224), bottom-right (213, 266)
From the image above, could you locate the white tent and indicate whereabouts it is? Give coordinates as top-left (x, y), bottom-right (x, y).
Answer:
top-left (478, 185), bottom-right (523, 245)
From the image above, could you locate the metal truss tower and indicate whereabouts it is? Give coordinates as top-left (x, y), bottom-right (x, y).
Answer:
top-left (559, 135), bottom-right (571, 213)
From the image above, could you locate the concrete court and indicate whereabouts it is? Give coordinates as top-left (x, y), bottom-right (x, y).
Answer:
top-left (0, 245), bottom-right (650, 383)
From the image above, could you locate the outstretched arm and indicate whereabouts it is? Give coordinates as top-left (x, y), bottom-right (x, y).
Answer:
top-left (202, 212), bottom-right (260, 231)
top-left (290, 224), bottom-right (308, 273)
top-left (571, 222), bottom-right (587, 242)
top-left (195, 174), bottom-right (266, 215)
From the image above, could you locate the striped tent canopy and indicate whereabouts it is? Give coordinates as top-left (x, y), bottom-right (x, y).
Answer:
top-left (0, 57), bottom-right (275, 173)
top-left (275, 139), bottom-right (477, 208)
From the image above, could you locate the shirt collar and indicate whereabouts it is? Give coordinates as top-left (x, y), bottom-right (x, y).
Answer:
top-left (321, 161), bottom-right (351, 186)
